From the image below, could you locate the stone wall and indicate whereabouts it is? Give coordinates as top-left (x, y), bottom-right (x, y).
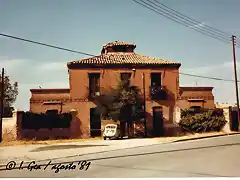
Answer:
top-left (222, 107), bottom-right (231, 132)
top-left (2, 111), bottom-right (17, 140)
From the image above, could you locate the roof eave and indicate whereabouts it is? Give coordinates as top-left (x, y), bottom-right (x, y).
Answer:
top-left (67, 63), bottom-right (181, 69)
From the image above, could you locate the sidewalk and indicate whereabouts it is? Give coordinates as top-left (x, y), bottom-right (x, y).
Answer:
top-left (0, 138), bottom-right (163, 166)
top-left (0, 131), bottom-right (239, 167)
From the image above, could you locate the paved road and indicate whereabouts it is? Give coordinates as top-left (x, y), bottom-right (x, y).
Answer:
top-left (0, 134), bottom-right (240, 177)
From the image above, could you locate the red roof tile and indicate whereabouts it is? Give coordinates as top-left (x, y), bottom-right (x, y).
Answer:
top-left (68, 41), bottom-right (181, 67)
top-left (103, 40), bottom-right (136, 48)
top-left (68, 52), bottom-right (180, 66)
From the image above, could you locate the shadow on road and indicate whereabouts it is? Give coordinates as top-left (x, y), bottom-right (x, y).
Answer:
top-left (31, 144), bottom-right (108, 152)
top-left (82, 142), bottom-right (240, 162)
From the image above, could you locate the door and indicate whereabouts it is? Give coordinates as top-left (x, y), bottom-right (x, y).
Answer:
top-left (231, 110), bottom-right (239, 131)
top-left (152, 106), bottom-right (164, 137)
top-left (90, 108), bottom-right (101, 137)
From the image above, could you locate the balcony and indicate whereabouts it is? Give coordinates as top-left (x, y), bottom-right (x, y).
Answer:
top-left (149, 85), bottom-right (168, 100)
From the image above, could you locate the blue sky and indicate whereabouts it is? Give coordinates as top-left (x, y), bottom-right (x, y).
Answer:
top-left (0, 0), bottom-right (240, 111)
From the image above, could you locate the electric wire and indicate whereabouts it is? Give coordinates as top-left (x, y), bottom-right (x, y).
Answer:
top-left (0, 33), bottom-right (238, 82)
top-left (133, 0), bottom-right (240, 47)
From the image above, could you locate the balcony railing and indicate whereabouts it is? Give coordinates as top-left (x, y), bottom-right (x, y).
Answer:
top-left (149, 85), bottom-right (168, 100)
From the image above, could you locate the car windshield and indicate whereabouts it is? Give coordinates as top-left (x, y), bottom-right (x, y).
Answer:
top-left (106, 125), bottom-right (116, 129)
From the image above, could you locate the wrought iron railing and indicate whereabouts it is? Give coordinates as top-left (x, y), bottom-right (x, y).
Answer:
top-left (149, 85), bottom-right (168, 100)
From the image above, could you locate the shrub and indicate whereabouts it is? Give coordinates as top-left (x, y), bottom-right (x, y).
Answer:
top-left (180, 108), bottom-right (224, 118)
top-left (179, 109), bottom-right (227, 133)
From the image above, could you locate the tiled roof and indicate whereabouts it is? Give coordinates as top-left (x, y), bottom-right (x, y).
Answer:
top-left (103, 40), bottom-right (136, 48)
top-left (68, 52), bottom-right (180, 66)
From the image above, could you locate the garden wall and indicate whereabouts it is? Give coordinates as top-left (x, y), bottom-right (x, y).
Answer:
top-left (16, 110), bottom-right (81, 140)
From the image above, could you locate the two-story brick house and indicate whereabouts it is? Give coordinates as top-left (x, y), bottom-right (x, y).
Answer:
top-left (30, 41), bottom-right (214, 138)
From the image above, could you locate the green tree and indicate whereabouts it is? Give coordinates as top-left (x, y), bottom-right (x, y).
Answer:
top-left (0, 75), bottom-right (18, 108)
top-left (102, 81), bottom-right (144, 123)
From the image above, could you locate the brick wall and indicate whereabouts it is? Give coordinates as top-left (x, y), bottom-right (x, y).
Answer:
top-left (68, 67), bottom-right (180, 137)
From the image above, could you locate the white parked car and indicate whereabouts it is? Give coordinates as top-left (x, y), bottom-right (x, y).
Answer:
top-left (103, 124), bottom-right (121, 140)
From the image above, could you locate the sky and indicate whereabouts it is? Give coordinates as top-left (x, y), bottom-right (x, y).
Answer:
top-left (0, 0), bottom-right (240, 111)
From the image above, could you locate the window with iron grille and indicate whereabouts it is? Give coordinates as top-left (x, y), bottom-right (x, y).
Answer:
top-left (89, 73), bottom-right (100, 97)
top-left (151, 73), bottom-right (162, 86)
top-left (150, 73), bottom-right (162, 95)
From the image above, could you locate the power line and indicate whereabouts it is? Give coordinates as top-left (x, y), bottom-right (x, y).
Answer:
top-left (134, 0), bottom-right (230, 44)
top-left (151, 0), bottom-right (235, 42)
top-left (0, 33), bottom-right (95, 56)
top-left (179, 72), bottom-right (238, 82)
top-left (0, 32), bottom-right (238, 82)
top-left (152, 0), bottom-right (232, 38)
top-left (133, 0), bottom-right (240, 47)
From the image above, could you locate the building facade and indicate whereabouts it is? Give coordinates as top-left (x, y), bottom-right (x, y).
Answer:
top-left (29, 41), bottom-right (215, 138)
top-left (178, 86), bottom-right (215, 109)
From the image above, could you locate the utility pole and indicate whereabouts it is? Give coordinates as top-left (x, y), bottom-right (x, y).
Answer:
top-left (0, 68), bottom-right (4, 143)
top-left (232, 35), bottom-right (240, 130)
top-left (142, 73), bottom-right (147, 137)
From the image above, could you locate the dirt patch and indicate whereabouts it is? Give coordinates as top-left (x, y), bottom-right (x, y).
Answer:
top-left (0, 137), bottom-right (103, 147)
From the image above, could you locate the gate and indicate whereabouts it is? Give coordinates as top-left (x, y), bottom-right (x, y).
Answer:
top-left (90, 108), bottom-right (101, 137)
top-left (152, 106), bottom-right (164, 137)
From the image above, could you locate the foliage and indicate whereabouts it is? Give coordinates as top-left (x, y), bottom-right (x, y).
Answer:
top-left (179, 109), bottom-right (227, 133)
top-left (101, 80), bottom-right (144, 122)
top-left (180, 108), bottom-right (224, 118)
top-left (21, 112), bottom-right (72, 129)
top-left (0, 74), bottom-right (18, 108)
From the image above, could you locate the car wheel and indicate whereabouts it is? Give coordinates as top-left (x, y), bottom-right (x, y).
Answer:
top-left (104, 137), bottom-right (106, 140)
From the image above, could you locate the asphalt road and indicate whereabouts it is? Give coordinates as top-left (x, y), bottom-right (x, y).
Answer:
top-left (0, 134), bottom-right (240, 178)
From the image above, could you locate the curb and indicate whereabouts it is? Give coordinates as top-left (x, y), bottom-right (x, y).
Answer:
top-left (172, 132), bottom-right (240, 143)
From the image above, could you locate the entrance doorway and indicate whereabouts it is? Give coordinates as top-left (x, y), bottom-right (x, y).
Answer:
top-left (152, 106), bottom-right (164, 137)
top-left (90, 108), bottom-right (101, 137)
top-left (231, 110), bottom-right (239, 131)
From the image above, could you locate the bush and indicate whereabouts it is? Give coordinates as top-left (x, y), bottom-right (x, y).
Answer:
top-left (180, 108), bottom-right (224, 118)
top-left (179, 109), bottom-right (227, 133)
